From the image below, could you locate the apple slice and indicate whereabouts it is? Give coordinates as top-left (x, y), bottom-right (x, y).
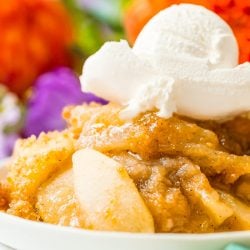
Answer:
top-left (72, 148), bottom-right (154, 233)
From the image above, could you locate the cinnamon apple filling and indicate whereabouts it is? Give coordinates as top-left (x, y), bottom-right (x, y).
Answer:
top-left (0, 103), bottom-right (249, 233)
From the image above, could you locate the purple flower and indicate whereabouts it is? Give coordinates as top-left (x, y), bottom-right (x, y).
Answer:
top-left (0, 134), bottom-right (19, 158)
top-left (23, 67), bottom-right (107, 137)
top-left (0, 85), bottom-right (22, 158)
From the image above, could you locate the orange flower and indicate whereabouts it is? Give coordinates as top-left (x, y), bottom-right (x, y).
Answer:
top-left (0, 0), bottom-right (73, 94)
top-left (124, 0), bottom-right (250, 63)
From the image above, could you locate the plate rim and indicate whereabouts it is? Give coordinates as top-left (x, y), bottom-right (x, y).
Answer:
top-left (1, 211), bottom-right (250, 241)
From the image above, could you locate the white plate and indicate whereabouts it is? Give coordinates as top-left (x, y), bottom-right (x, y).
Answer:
top-left (0, 159), bottom-right (250, 250)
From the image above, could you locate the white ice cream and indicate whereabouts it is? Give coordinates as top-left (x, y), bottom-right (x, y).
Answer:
top-left (133, 4), bottom-right (238, 69)
top-left (80, 4), bottom-right (250, 120)
top-left (81, 41), bottom-right (157, 105)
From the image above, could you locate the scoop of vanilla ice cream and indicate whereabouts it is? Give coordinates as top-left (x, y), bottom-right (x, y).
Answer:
top-left (80, 4), bottom-right (250, 121)
top-left (174, 62), bottom-right (250, 120)
top-left (133, 4), bottom-right (239, 69)
top-left (81, 40), bottom-right (158, 105)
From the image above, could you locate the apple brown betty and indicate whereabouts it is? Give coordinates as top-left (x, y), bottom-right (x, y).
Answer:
top-left (1, 103), bottom-right (250, 233)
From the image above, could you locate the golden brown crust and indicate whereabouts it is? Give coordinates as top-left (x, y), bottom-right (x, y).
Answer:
top-left (77, 104), bottom-right (250, 183)
top-left (63, 103), bottom-right (121, 138)
top-left (7, 130), bottom-right (76, 217)
top-left (3, 103), bottom-right (250, 233)
top-left (0, 182), bottom-right (9, 211)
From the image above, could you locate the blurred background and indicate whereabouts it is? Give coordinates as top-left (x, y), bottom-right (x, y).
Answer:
top-left (0, 0), bottom-right (249, 159)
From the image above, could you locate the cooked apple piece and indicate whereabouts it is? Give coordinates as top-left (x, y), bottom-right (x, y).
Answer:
top-left (36, 168), bottom-right (84, 228)
top-left (176, 162), bottom-right (233, 226)
top-left (234, 175), bottom-right (250, 202)
top-left (219, 190), bottom-right (250, 230)
top-left (72, 148), bottom-right (154, 233)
